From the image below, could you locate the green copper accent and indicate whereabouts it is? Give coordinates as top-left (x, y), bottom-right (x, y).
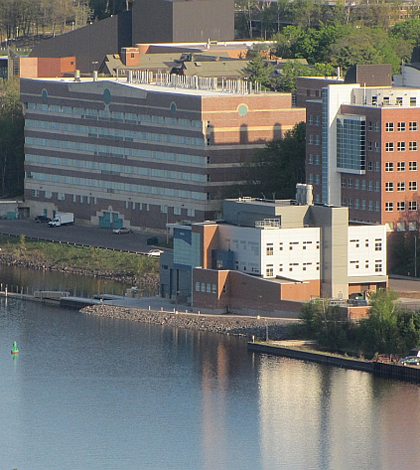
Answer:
top-left (11, 341), bottom-right (19, 354)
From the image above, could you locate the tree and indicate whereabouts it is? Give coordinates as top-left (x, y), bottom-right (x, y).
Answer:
top-left (0, 77), bottom-right (24, 197)
top-left (241, 122), bottom-right (306, 199)
top-left (357, 289), bottom-right (403, 356)
top-left (241, 54), bottom-right (274, 89)
top-left (300, 298), bottom-right (350, 349)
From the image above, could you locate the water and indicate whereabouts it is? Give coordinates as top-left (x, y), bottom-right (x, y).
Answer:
top-left (1, 298), bottom-right (420, 470)
top-left (0, 265), bottom-right (132, 297)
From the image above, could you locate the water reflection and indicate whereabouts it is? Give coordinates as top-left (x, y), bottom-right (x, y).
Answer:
top-left (0, 264), bottom-right (131, 297)
top-left (257, 355), bottom-right (420, 470)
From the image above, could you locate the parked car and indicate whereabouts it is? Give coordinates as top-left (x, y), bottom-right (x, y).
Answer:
top-left (113, 227), bottom-right (132, 234)
top-left (399, 356), bottom-right (420, 366)
top-left (147, 249), bottom-right (164, 257)
top-left (34, 215), bottom-right (51, 223)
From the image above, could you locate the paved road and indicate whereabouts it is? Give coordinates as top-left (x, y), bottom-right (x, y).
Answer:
top-left (0, 218), bottom-right (169, 255)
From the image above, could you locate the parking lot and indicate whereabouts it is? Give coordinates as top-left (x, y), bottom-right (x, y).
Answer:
top-left (0, 218), bottom-right (169, 255)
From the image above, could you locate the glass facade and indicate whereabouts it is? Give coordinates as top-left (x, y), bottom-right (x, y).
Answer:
top-left (336, 115), bottom-right (366, 172)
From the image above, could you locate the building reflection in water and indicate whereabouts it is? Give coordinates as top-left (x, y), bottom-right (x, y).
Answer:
top-left (257, 354), bottom-right (420, 470)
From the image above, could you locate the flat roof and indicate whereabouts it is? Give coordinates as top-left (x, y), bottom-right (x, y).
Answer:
top-left (23, 76), bottom-right (286, 98)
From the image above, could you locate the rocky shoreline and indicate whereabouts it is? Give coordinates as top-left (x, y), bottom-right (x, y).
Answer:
top-left (81, 304), bottom-right (298, 340)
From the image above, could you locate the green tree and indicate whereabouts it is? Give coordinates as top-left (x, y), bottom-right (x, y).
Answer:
top-left (357, 289), bottom-right (403, 356)
top-left (300, 298), bottom-right (350, 349)
top-left (0, 77), bottom-right (24, 197)
top-left (241, 54), bottom-right (274, 89)
top-left (241, 122), bottom-right (306, 199)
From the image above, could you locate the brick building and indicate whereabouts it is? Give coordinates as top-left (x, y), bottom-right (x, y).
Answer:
top-left (301, 75), bottom-right (420, 234)
top-left (21, 75), bottom-right (305, 230)
top-left (160, 188), bottom-right (387, 317)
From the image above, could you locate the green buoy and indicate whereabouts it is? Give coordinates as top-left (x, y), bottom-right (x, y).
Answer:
top-left (11, 341), bottom-right (19, 354)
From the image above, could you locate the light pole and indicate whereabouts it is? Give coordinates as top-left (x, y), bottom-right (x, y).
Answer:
top-left (415, 235), bottom-right (417, 278)
top-left (166, 205), bottom-right (169, 245)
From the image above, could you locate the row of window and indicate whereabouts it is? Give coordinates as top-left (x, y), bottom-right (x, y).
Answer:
top-left (26, 154), bottom-right (207, 182)
top-left (266, 262), bottom-right (321, 277)
top-left (371, 95), bottom-right (416, 106)
top-left (31, 190), bottom-right (197, 216)
top-left (27, 172), bottom-right (211, 200)
top-left (26, 103), bottom-right (203, 128)
top-left (385, 201), bottom-right (418, 211)
top-left (385, 142), bottom-right (418, 151)
top-left (385, 121), bottom-right (417, 131)
top-left (25, 138), bottom-right (208, 165)
top-left (341, 178), bottom-right (380, 191)
top-left (387, 221), bottom-right (417, 231)
top-left (349, 239), bottom-right (383, 250)
top-left (385, 181), bottom-right (418, 191)
top-left (26, 121), bottom-right (205, 147)
top-left (349, 260), bottom-right (383, 272)
top-left (265, 241), bottom-right (320, 255)
top-left (195, 282), bottom-right (219, 294)
top-left (385, 161), bottom-right (417, 171)
top-left (343, 199), bottom-right (380, 211)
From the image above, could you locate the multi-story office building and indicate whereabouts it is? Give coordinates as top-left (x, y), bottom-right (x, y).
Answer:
top-left (160, 187), bottom-right (388, 316)
top-left (303, 77), bottom-right (420, 234)
top-left (21, 75), bottom-right (305, 230)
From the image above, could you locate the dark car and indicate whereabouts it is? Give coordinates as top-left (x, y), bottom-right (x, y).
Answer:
top-left (34, 215), bottom-right (51, 223)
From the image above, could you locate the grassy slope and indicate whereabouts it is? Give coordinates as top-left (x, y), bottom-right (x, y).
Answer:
top-left (0, 235), bottom-right (159, 277)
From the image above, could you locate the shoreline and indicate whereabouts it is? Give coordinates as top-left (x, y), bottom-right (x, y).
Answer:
top-left (80, 304), bottom-right (296, 340)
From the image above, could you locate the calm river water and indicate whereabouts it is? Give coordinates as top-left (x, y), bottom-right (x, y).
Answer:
top-left (1, 294), bottom-right (420, 468)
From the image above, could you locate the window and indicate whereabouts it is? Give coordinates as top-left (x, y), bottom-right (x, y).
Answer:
top-left (397, 97), bottom-right (403, 106)
top-left (368, 142), bottom-right (373, 151)
top-left (308, 135), bottom-right (313, 144)
top-left (410, 121), bottom-right (418, 131)
top-left (397, 181), bottom-right (405, 191)
top-left (397, 221), bottom-right (406, 231)
top-left (348, 178), bottom-right (353, 188)
top-left (279, 242), bottom-right (283, 251)
top-left (398, 122), bottom-right (406, 131)
top-left (372, 96), bottom-right (377, 105)
top-left (410, 97), bottom-right (417, 107)
top-left (409, 181), bottom-right (417, 191)
top-left (368, 200), bottom-right (373, 211)
top-left (410, 141), bottom-right (417, 151)
top-left (386, 122), bottom-right (394, 132)
top-left (397, 161), bottom-right (406, 171)
top-left (385, 162), bottom-right (394, 172)
top-left (361, 180), bottom-right (366, 190)
top-left (375, 201), bottom-right (380, 211)
top-left (397, 142), bottom-right (406, 151)
top-left (386, 142), bottom-right (394, 151)
top-left (375, 261), bottom-right (383, 272)
top-left (409, 161), bottom-right (417, 171)
top-left (397, 201), bottom-right (405, 211)
top-left (361, 200), bottom-right (366, 210)
top-left (266, 245), bottom-right (273, 256)
top-left (409, 221), bottom-right (417, 231)
top-left (368, 161), bottom-right (373, 171)
top-left (315, 155), bottom-right (320, 165)
top-left (375, 240), bottom-right (382, 251)
top-left (315, 135), bottom-right (320, 145)
top-left (385, 202), bottom-right (394, 211)
top-left (266, 266), bottom-right (273, 277)
top-left (354, 179), bottom-right (359, 189)
top-left (368, 181), bottom-right (373, 191)
top-left (341, 177), bottom-right (346, 188)
top-left (355, 199), bottom-right (360, 209)
top-left (368, 122), bottom-right (373, 131)
top-left (410, 201), bottom-right (418, 211)
top-left (374, 142), bottom-right (380, 152)
top-left (385, 182), bottom-right (394, 192)
top-left (308, 154), bottom-right (313, 164)
top-left (375, 122), bottom-right (380, 132)
top-left (315, 175), bottom-right (320, 185)
top-left (308, 115), bottom-right (313, 125)
top-left (375, 182), bottom-right (380, 192)
top-left (308, 174), bottom-right (313, 183)
top-left (195, 282), bottom-right (200, 292)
